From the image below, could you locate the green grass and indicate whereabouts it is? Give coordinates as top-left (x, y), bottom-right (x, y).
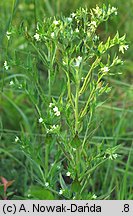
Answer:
top-left (0, 0), bottom-right (133, 200)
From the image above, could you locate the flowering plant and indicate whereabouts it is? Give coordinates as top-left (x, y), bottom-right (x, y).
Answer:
top-left (10, 5), bottom-right (128, 199)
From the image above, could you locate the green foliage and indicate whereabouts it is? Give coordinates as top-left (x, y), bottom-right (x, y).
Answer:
top-left (10, 5), bottom-right (127, 199)
top-left (27, 185), bottom-right (55, 200)
top-left (0, 1), bottom-right (133, 200)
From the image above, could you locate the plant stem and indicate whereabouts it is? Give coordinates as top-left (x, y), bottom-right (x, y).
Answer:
top-left (48, 47), bottom-right (52, 100)
top-left (63, 68), bottom-right (74, 109)
top-left (45, 143), bottom-right (49, 178)
top-left (34, 0), bottom-right (37, 26)
top-left (75, 69), bottom-right (80, 133)
top-left (48, 68), bottom-right (51, 99)
top-left (79, 57), bottom-right (100, 96)
top-left (75, 89), bottom-right (79, 133)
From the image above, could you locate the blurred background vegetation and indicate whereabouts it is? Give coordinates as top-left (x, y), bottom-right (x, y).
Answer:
top-left (0, 0), bottom-right (133, 199)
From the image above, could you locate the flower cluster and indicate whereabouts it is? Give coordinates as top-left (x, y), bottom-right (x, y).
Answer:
top-left (49, 103), bottom-right (60, 117)
top-left (101, 66), bottom-right (110, 73)
top-left (6, 31), bottom-right (11, 40)
top-left (34, 32), bottom-right (40, 41)
top-left (53, 20), bottom-right (59, 25)
top-left (91, 5), bottom-right (117, 19)
top-left (46, 124), bottom-right (59, 134)
top-left (4, 61), bottom-right (9, 70)
top-left (74, 56), bottom-right (82, 67)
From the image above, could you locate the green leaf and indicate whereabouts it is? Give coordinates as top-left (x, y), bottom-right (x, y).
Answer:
top-left (119, 34), bottom-right (126, 42)
top-left (105, 37), bottom-right (110, 50)
top-left (71, 180), bottom-right (81, 193)
top-left (0, 185), bottom-right (4, 198)
top-left (113, 31), bottom-right (119, 43)
top-left (98, 42), bottom-right (104, 53)
top-left (70, 134), bottom-right (82, 148)
top-left (28, 185), bottom-right (54, 200)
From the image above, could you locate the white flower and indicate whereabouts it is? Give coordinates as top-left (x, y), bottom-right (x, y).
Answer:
top-left (75, 56), bottom-right (82, 67)
top-left (59, 189), bottom-right (63, 195)
top-left (101, 66), bottom-right (109, 73)
top-left (111, 7), bottom-right (117, 13)
top-left (51, 124), bottom-right (58, 130)
top-left (124, 45), bottom-right (129, 50)
top-left (119, 44), bottom-right (129, 54)
top-left (46, 129), bottom-right (50, 133)
top-left (52, 125), bottom-right (56, 129)
top-left (66, 171), bottom-right (71, 177)
top-left (45, 182), bottom-right (49, 187)
top-left (75, 28), bottom-right (79, 33)
top-left (55, 111), bottom-right (60, 116)
top-left (113, 154), bottom-right (118, 159)
top-left (73, 148), bottom-right (76, 151)
top-left (53, 20), bottom-right (59, 25)
top-left (67, 17), bottom-right (72, 22)
top-left (91, 21), bottom-right (97, 27)
top-left (81, 77), bottom-right (84, 82)
top-left (34, 33), bottom-right (40, 41)
top-left (39, 117), bottom-right (43, 123)
top-left (111, 7), bottom-right (116, 10)
top-left (93, 5), bottom-right (102, 16)
top-left (92, 194), bottom-right (97, 199)
top-left (77, 56), bottom-right (82, 62)
top-left (47, 124), bottom-right (59, 133)
top-left (49, 102), bottom-right (54, 108)
top-left (71, 12), bottom-right (76, 18)
top-left (6, 31), bottom-right (11, 40)
top-left (51, 32), bottom-right (55, 38)
top-left (53, 106), bottom-right (60, 116)
top-left (4, 61), bottom-right (9, 70)
top-left (75, 61), bottom-right (81, 67)
top-left (9, 80), bottom-right (14, 86)
top-left (15, 136), bottom-right (19, 142)
top-left (53, 106), bottom-right (59, 112)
